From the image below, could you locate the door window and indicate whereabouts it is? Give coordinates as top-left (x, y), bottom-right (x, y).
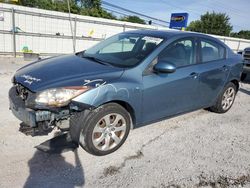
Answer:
top-left (201, 39), bottom-right (225, 62)
top-left (158, 38), bottom-right (196, 68)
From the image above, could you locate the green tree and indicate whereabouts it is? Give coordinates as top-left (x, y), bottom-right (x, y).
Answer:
top-left (120, 15), bottom-right (145, 24)
top-left (80, 0), bottom-right (101, 9)
top-left (3, 0), bottom-right (147, 24)
top-left (54, 0), bottom-right (80, 14)
top-left (231, 30), bottom-right (250, 40)
top-left (17, 0), bottom-right (80, 13)
top-left (79, 0), bottom-right (116, 19)
top-left (187, 12), bottom-right (233, 36)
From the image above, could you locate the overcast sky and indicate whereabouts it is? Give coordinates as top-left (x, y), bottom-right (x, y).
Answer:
top-left (102, 0), bottom-right (250, 32)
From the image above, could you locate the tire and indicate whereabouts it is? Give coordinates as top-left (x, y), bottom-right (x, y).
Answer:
top-left (69, 103), bottom-right (131, 156)
top-left (209, 82), bottom-right (237, 113)
top-left (241, 73), bottom-right (247, 81)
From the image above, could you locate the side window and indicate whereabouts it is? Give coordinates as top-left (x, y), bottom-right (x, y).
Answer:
top-left (201, 39), bottom-right (225, 62)
top-left (99, 37), bottom-right (139, 53)
top-left (158, 38), bottom-right (196, 68)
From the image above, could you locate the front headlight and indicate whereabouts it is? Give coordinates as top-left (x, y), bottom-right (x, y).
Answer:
top-left (35, 86), bottom-right (90, 107)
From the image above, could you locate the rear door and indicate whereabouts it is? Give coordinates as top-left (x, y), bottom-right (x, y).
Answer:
top-left (197, 38), bottom-right (230, 107)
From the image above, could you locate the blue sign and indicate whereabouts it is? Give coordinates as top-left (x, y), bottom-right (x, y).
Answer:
top-left (169, 13), bottom-right (189, 30)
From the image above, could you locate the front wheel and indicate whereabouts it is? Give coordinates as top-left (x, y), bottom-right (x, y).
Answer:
top-left (70, 103), bottom-right (131, 156)
top-left (209, 82), bottom-right (237, 113)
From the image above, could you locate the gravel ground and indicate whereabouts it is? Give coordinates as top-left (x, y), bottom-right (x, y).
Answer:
top-left (0, 57), bottom-right (250, 188)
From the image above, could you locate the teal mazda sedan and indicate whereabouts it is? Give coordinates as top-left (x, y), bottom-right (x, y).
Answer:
top-left (9, 30), bottom-right (243, 155)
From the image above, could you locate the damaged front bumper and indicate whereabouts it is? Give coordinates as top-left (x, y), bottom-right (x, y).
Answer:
top-left (9, 85), bottom-right (92, 135)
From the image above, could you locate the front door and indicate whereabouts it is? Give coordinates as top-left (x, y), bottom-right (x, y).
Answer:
top-left (142, 38), bottom-right (200, 123)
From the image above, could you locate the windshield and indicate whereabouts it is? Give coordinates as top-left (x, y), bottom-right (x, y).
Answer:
top-left (83, 33), bottom-right (164, 68)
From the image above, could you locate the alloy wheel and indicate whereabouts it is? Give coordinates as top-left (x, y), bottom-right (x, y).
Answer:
top-left (92, 113), bottom-right (127, 151)
top-left (221, 87), bottom-right (235, 110)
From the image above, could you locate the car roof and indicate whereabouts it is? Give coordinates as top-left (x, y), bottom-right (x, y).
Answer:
top-left (125, 29), bottom-right (216, 40)
top-left (125, 29), bottom-right (227, 48)
top-left (124, 29), bottom-right (181, 39)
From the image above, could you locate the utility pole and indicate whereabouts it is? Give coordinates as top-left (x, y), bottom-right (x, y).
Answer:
top-left (11, 8), bottom-right (16, 57)
top-left (67, 0), bottom-right (76, 53)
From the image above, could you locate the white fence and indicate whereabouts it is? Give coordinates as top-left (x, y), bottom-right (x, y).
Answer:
top-left (0, 3), bottom-right (250, 56)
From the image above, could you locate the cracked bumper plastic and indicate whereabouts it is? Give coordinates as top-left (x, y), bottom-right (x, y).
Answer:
top-left (9, 86), bottom-right (92, 128)
top-left (9, 86), bottom-right (37, 127)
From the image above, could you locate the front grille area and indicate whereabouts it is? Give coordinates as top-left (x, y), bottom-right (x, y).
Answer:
top-left (9, 86), bottom-right (25, 109)
top-left (243, 50), bottom-right (250, 61)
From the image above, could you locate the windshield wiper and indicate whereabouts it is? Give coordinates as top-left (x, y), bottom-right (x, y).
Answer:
top-left (83, 55), bottom-right (110, 66)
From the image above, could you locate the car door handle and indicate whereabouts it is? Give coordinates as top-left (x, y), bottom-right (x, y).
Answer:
top-left (220, 65), bottom-right (228, 72)
top-left (189, 72), bottom-right (198, 79)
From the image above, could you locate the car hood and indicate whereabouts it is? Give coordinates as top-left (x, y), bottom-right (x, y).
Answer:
top-left (14, 54), bottom-right (124, 92)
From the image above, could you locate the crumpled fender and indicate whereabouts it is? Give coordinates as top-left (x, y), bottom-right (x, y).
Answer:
top-left (72, 78), bottom-right (142, 124)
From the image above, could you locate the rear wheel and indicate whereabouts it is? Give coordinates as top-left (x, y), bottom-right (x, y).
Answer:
top-left (70, 103), bottom-right (131, 156)
top-left (209, 82), bottom-right (237, 113)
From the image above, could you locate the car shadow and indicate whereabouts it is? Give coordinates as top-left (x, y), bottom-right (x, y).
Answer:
top-left (239, 88), bottom-right (250, 96)
top-left (24, 138), bottom-right (85, 187)
top-left (241, 74), bottom-right (250, 84)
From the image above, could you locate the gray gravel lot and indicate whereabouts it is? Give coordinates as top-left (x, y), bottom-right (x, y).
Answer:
top-left (0, 57), bottom-right (250, 188)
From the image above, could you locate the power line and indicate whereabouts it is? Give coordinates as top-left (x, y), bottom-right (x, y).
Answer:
top-left (212, 0), bottom-right (248, 15)
top-left (103, 7), bottom-right (128, 17)
top-left (195, 0), bottom-right (247, 19)
top-left (160, 0), bottom-right (246, 30)
top-left (159, 0), bottom-right (201, 17)
top-left (102, 7), bottom-right (168, 27)
top-left (102, 1), bottom-right (170, 24)
top-left (188, 1), bottom-right (247, 30)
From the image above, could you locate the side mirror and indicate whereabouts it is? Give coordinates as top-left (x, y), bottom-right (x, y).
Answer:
top-left (154, 61), bottom-right (176, 73)
top-left (237, 51), bottom-right (243, 55)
